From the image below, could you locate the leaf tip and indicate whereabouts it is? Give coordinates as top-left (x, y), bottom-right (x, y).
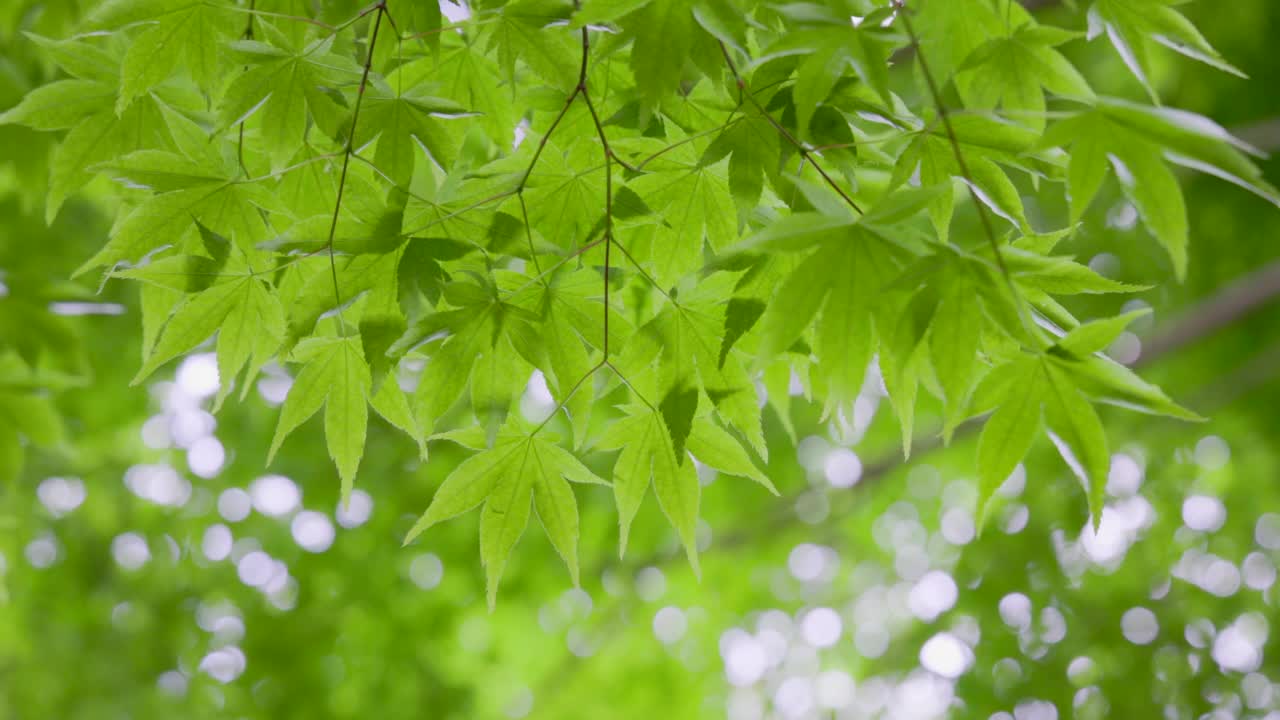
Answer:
top-left (617, 522), bottom-right (631, 560)
top-left (403, 512), bottom-right (434, 546)
top-left (686, 545), bottom-right (702, 581)
top-left (266, 438), bottom-right (282, 467)
top-left (975, 504), bottom-right (990, 539)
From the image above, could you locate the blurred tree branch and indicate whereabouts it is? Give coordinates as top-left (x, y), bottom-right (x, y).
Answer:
top-left (1143, 260), bottom-right (1280, 360)
top-left (1237, 117), bottom-right (1280, 154)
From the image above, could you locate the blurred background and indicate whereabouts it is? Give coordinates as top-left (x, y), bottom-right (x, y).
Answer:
top-left (1, 1), bottom-right (1279, 718)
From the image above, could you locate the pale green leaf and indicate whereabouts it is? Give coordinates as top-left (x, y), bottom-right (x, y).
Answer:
top-left (930, 276), bottom-right (982, 436)
top-left (653, 451), bottom-right (701, 576)
top-left (532, 470), bottom-right (581, 585)
top-left (404, 437), bottom-right (522, 544)
top-left (1054, 309), bottom-right (1151, 357)
top-left (687, 417), bottom-right (775, 494)
top-left (268, 338), bottom-right (372, 495)
top-left (1043, 363), bottom-right (1110, 528)
top-left (480, 466), bottom-right (532, 608)
top-left (630, 0), bottom-right (695, 104)
top-left (976, 359), bottom-right (1043, 530)
top-left (1110, 144), bottom-right (1188, 278)
top-left (0, 79), bottom-right (113, 130)
top-left (326, 339), bottom-right (372, 501)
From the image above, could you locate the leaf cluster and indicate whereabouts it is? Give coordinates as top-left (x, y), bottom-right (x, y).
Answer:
top-left (3, 0), bottom-right (1275, 600)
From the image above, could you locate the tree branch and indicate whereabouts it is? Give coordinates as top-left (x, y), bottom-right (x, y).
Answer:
top-left (1140, 259), bottom-right (1280, 361)
top-left (896, 0), bottom-right (1039, 342)
top-left (325, 1), bottom-right (388, 333)
top-left (718, 41), bottom-right (865, 215)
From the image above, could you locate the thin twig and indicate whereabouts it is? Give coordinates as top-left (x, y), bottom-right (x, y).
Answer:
top-left (575, 26), bottom-right (618, 358)
top-left (718, 41), bottom-right (864, 215)
top-left (602, 150), bottom-right (613, 358)
top-left (324, 1), bottom-right (388, 333)
top-left (502, 236), bottom-right (607, 305)
top-left (582, 91), bottom-right (639, 172)
top-left (532, 360), bottom-right (606, 435)
top-left (610, 239), bottom-right (672, 302)
top-left (604, 361), bottom-right (658, 413)
top-left (235, 152), bottom-right (342, 185)
top-left (895, 1), bottom-right (1037, 340)
top-left (235, 0), bottom-right (256, 176)
top-left (400, 189), bottom-right (518, 238)
top-left (517, 91), bottom-right (580, 191)
top-left (517, 192), bottom-right (543, 275)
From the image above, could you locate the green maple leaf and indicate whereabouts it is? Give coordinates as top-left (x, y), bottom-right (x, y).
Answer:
top-left (395, 273), bottom-right (538, 434)
top-left (626, 135), bottom-right (737, 286)
top-left (0, 78), bottom-right (115, 131)
top-left (1042, 99), bottom-right (1279, 277)
top-left (598, 404), bottom-right (700, 569)
top-left (744, 220), bottom-right (902, 399)
top-left (891, 115), bottom-right (1041, 241)
top-left (0, 41), bottom-right (197, 221)
top-left (353, 79), bottom-right (468, 187)
top-left (521, 139), bottom-right (610, 253)
top-left (910, 0), bottom-right (1009, 94)
top-left (269, 336), bottom-right (372, 501)
top-left (927, 272), bottom-right (984, 436)
top-left (629, 0), bottom-right (698, 104)
top-left (220, 34), bottom-right (363, 169)
top-left (403, 429), bottom-right (605, 607)
top-left (972, 316), bottom-right (1199, 531)
top-left (700, 113), bottom-right (782, 220)
top-left (488, 0), bottom-right (579, 89)
top-left (502, 267), bottom-right (608, 448)
top-left (77, 144), bottom-right (278, 274)
top-left (973, 355), bottom-right (1110, 533)
top-left (974, 356), bottom-right (1044, 530)
top-left (416, 38), bottom-right (517, 148)
top-left (759, 18), bottom-right (894, 134)
top-left (687, 415), bottom-right (776, 494)
top-left (618, 272), bottom-right (764, 458)
top-left (90, 0), bottom-right (238, 111)
top-left (1089, 0), bottom-right (1245, 98)
top-left (120, 224), bottom-right (281, 406)
top-left (958, 22), bottom-right (1094, 131)
top-left (278, 243), bottom-right (407, 353)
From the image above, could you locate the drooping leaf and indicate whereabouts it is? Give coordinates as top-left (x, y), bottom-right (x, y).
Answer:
top-left (976, 358), bottom-right (1043, 530)
top-left (1042, 363), bottom-right (1110, 529)
top-left (404, 430), bottom-right (602, 605)
top-left (268, 336), bottom-right (372, 500)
